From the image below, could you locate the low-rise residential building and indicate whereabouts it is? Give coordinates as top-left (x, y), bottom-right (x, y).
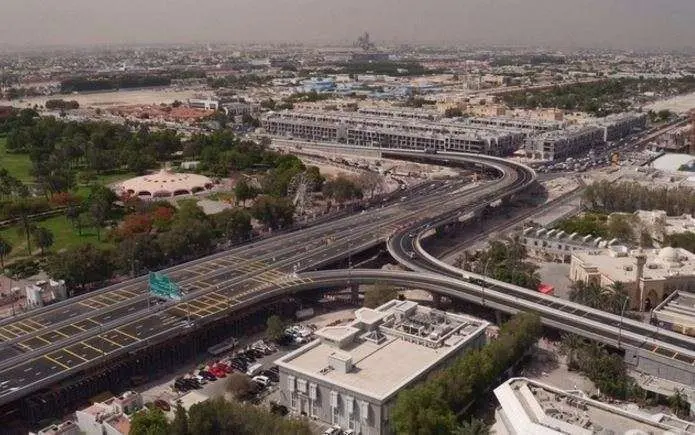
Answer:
top-left (522, 227), bottom-right (619, 263)
top-left (75, 391), bottom-right (142, 435)
top-left (570, 246), bottom-right (695, 311)
top-left (36, 420), bottom-right (80, 435)
top-left (494, 377), bottom-right (694, 434)
top-left (275, 300), bottom-right (489, 435)
top-left (594, 112), bottom-right (648, 142)
top-left (611, 209), bottom-right (695, 245)
top-left (529, 125), bottom-right (605, 161)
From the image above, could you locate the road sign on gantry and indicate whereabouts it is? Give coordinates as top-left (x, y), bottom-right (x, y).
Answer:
top-left (148, 271), bottom-right (182, 301)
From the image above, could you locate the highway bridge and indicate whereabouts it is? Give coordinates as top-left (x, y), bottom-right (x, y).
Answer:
top-left (386, 196), bottom-right (695, 388)
top-left (0, 151), bottom-right (534, 418)
top-left (1, 148), bottom-right (693, 425)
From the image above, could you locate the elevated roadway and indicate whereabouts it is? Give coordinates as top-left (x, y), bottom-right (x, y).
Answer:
top-left (0, 151), bottom-right (536, 406)
top-left (387, 192), bottom-right (695, 387)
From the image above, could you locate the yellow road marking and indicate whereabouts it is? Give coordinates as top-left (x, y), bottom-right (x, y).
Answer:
top-left (26, 319), bottom-right (44, 329)
top-left (80, 341), bottom-right (104, 354)
top-left (17, 342), bottom-right (32, 350)
top-left (114, 329), bottom-right (139, 342)
top-left (34, 335), bottom-right (51, 344)
top-left (98, 335), bottom-right (122, 348)
top-left (44, 355), bottom-right (70, 370)
top-left (62, 348), bottom-right (87, 361)
top-left (0, 330), bottom-right (15, 340)
top-left (52, 329), bottom-right (69, 338)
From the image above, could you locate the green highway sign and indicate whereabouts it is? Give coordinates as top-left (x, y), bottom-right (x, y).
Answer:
top-left (148, 272), bottom-right (182, 301)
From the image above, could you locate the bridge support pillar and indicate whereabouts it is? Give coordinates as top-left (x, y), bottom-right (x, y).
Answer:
top-left (432, 293), bottom-right (443, 308)
top-left (495, 310), bottom-right (503, 325)
top-left (350, 283), bottom-right (360, 305)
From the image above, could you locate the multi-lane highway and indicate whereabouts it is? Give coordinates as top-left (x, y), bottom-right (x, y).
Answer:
top-left (0, 151), bottom-right (535, 406)
top-left (386, 196), bottom-right (695, 386)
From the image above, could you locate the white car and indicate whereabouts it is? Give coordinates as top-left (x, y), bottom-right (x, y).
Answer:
top-left (252, 375), bottom-right (271, 387)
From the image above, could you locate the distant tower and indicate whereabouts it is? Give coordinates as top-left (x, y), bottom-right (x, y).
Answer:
top-left (635, 250), bottom-right (647, 312)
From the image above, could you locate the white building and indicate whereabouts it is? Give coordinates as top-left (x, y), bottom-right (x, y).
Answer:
top-left (275, 300), bottom-right (489, 435)
top-left (36, 421), bottom-right (80, 435)
top-left (522, 227), bottom-right (620, 263)
top-left (494, 377), bottom-right (694, 434)
top-left (75, 391), bottom-right (142, 435)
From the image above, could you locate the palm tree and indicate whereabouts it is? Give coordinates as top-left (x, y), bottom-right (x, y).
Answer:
top-left (32, 227), bottom-right (54, 256)
top-left (0, 237), bottom-right (12, 269)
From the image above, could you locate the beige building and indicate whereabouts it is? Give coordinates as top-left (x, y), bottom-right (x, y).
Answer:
top-left (275, 300), bottom-right (489, 435)
top-left (570, 246), bottom-right (695, 311)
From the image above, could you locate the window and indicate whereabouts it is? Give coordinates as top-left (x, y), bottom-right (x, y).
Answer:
top-left (287, 375), bottom-right (296, 392)
top-left (360, 401), bottom-right (370, 423)
top-left (309, 383), bottom-right (318, 400)
top-left (330, 391), bottom-right (339, 408)
top-left (345, 395), bottom-right (355, 415)
top-left (290, 393), bottom-right (297, 409)
top-left (297, 379), bottom-right (308, 394)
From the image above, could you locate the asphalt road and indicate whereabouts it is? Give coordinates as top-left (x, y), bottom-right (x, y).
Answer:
top-left (0, 152), bottom-right (533, 404)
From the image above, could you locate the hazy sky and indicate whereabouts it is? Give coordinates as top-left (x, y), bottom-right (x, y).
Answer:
top-left (2, 0), bottom-right (694, 49)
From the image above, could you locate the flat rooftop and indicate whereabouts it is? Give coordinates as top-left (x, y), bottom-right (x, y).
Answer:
top-left (573, 247), bottom-right (695, 282)
top-left (495, 377), bottom-right (694, 434)
top-left (276, 300), bottom-right (488, 402)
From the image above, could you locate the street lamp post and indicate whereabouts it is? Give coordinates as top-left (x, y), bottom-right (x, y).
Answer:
top-left (482, 258), bottom-right (492, 307)
top-left (618, 296), bottom-right (629, 349)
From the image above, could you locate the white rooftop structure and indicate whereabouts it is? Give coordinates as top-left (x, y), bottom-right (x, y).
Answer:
top-left (275, 300), bottom-right (489, 435)
top-left (653, 291), bottom-right (695, 338)
top-left (494, 377), bottom-right (694, 434)
top-left (114, 168), bottom-right (214, 199)
top-left (276, 300), bottom-right (488, 402)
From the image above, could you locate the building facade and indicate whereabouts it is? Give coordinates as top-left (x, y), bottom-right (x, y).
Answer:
top-left (570, 246), bottom-right (695, 311)
top-left (275, 300), bottom-right (489, 435)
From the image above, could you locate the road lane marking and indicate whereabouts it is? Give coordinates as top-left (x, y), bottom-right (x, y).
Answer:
top-left (44, 356), bottom-right (69, 370)
top-left (62, 349), bottom-right (88, 361)
top-left (98, 335), bottom-right (123, 348)
top-left (80, 342), bottom-right (104, 355)
top-left (114, 329), bottom-right (139, 342)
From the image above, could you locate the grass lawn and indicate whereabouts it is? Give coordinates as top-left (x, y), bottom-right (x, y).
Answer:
top-left (0, 215), bottom-right (112, 260)
top-left (73, 171), bottom-right (136, 198)
top-left (0, 136), bottom-right (34, 182)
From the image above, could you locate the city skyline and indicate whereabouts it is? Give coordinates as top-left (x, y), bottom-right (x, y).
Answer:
top-left (1, 0), bottom-right (695, 50)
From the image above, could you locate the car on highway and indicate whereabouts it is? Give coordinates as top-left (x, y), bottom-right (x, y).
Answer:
top-left (198, 370), bottom-right (217, 382)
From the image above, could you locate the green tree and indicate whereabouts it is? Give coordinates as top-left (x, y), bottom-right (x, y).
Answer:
top-left (213, 208), bottom-right (253, 244)
top-left (129, 408), bottom-right (170, 435)
top-left (453, 418), bottom-right (489, 435)
top-left (86, 185), bottom-right (117, 241)
top-left (171, 401), bottom-right (190, 435)
top-left (322, 176), bottom-right (363, 204)
top-left (0, 237), bottom-right (12, 269)
top-left (266, 315), bottom-right (285, 342)
top-left (251, 196), bottom-right (294, 231)
top-left (363, 283), bottom-right (399, 308)
top-left (392, 383), bottom-right (457, 435)
top-left (31, 226), bottom-right (54, 256)
top-left (234, 178), bottom-right (257, 207)
top-left (226, 373), bottom-right (255, 400)
top-left (668, 389), bottom-right (691, 419)
top-left (45, 244), bottom-right (114, 291)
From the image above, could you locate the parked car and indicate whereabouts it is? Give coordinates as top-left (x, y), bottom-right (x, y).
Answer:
top-left (261, 369), bottom-right (279, 383)
top-left (199, 370), bottom-right (217, 382)
top-left (252, 375), bottom-right (271, 388)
